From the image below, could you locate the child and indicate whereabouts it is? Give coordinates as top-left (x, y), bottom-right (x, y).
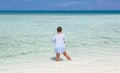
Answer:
top-left (53, 26), bottom-right (71, 61)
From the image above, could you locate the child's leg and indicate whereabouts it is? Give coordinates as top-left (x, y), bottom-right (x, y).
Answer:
top-left (63, 51), bottom-right (71, 60)
top-left (56, 53), bottom-right (60, 61)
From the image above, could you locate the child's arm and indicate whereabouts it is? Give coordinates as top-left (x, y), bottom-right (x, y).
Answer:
top-left (53, 36), bottom-right (56, 44)
top-left (63, 35), bottom-right (67, 43)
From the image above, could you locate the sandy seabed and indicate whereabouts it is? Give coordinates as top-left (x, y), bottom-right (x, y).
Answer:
top-left (0, 57), bottom-right (120, 73)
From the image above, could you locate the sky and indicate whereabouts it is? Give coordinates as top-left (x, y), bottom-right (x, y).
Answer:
top-left (0, 0), bottom-right (120, 10)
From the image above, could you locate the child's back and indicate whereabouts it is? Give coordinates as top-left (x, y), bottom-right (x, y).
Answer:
top-left (53, 33), bottom-right (66, 50)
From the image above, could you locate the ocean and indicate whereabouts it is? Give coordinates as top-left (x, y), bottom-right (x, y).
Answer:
top-left (0, 11), bottom-right (120, 73)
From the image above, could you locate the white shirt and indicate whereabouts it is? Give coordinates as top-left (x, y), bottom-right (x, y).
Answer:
top-left (53, 33), bottom-right (66, 48)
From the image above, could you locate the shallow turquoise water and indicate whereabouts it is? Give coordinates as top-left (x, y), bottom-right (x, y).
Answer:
top-left (0, 13), bottom-right (120, 65)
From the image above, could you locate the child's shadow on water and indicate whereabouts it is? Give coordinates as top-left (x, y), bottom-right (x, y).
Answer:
top-left (50, 57), bottom-right (63, 61)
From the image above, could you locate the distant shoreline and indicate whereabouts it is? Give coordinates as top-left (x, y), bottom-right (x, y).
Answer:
top-left (0, 10), bottom-right (120, 14)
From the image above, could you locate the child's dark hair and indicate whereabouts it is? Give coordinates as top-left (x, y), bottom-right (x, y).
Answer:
top-left (57, 26), bottom-right (62, 32)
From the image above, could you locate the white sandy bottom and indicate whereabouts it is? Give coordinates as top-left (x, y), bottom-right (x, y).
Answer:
top-left (0, 58), bottom-right (120, 73)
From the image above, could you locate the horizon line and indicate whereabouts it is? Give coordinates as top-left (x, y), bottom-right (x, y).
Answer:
top-left (0, 10), bottom-right (120, 14)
